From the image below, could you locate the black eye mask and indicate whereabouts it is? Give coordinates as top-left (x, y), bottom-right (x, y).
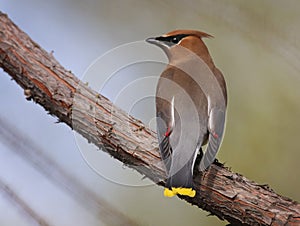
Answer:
top-left (156, 34), bottom-right (188, 44)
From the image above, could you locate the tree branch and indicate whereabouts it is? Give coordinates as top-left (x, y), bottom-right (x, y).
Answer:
top-left (0, 11), bottom-right (299, 226)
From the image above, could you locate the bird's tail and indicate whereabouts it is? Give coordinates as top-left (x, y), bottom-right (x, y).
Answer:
top-left (164, 157), bottom-right (196, 197)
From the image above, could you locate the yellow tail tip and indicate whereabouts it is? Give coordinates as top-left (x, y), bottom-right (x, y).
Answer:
top-left (164, 188), bottom-right (176, 197)
top-left (164, 187), bottom-right (196, 198)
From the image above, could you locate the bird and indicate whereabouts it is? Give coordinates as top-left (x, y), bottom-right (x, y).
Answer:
top-left (146, 30), bottom-right (227, 198)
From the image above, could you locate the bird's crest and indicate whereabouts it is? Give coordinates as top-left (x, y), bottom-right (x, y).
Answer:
top-left (164, 29), bottom-right (213, 39)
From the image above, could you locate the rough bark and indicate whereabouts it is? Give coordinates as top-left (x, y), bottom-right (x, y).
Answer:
top-left (0, 11), bottom-right (299, 226)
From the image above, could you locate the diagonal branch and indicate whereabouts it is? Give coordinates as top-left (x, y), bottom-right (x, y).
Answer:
top-left (0, 11), bottom-right (299, 226)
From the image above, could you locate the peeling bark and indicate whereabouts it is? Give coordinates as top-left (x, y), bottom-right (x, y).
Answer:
top-left (0, 11), bottom-right (299, 225)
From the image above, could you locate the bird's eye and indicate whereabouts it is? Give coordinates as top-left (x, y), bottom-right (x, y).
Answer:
top-left (172, 37), bottom-right (179, 44)
top-left (156, 34), bottom-right (187, 45)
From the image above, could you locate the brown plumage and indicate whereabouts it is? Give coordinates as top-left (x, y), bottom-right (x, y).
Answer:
top-left (146, 30), bottom-right (227, 197)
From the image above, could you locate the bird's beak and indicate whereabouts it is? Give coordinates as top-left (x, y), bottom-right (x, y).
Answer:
top-left (146, 37), bottom-right (158, 44)
top-left (146, 37), bottom-right (171, 50)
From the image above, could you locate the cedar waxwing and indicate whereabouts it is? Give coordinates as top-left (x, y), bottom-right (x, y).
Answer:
top-left (146, 30), bottom-right (227, 198)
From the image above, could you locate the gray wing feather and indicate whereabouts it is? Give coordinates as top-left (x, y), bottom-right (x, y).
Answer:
top-left (156, 112), bottom-right (172, 172)
top-left (199, 108), bottom-right (226, 171)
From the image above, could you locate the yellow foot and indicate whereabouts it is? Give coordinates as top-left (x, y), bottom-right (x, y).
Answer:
top-left (164, 187), bottom-right (196, 198)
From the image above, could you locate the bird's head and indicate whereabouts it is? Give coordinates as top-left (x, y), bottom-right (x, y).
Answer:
top-left (146, 30), bottom-right (213, 62)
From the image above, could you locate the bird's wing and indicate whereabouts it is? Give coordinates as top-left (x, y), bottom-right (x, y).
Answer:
top-left (156, 105), bottom-right (173, 172)
top-left (155, 67), bottom-right (176, 172)
top-left (158, 129), bottom-right (172, 172)
top-left (199, 107), bottom-right (226, 171)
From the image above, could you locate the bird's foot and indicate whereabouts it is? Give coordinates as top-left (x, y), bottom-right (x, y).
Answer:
top-left (213, 158), bottom-right (224, 167)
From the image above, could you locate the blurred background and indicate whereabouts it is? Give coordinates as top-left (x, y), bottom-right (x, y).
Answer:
top-left (1, 1), bottom-right (300, 225)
